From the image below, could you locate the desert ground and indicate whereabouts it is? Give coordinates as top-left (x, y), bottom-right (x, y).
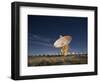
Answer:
top-left (28, 54), bottom-right (87, 66)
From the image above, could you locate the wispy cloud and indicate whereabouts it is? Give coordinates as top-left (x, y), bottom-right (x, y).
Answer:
top-left (28, 34), bottom-right (54, 47)
top-left (30, 41), bottom-right (53, 47)
top-left (29, 33), bottom-right (52, 42)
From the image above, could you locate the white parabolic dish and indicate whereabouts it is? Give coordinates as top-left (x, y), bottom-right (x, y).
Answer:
top-left (54, 35), bottom-right (72, 48)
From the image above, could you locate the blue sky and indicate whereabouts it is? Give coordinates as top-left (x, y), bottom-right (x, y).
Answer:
top-left (28, 15), bottom-right (87, 56)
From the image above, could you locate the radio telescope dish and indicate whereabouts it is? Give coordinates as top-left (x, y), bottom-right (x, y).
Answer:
top-left (54, 35), bottom-right (72, 48)
top-left (54, 35), bottom-right (72, 56)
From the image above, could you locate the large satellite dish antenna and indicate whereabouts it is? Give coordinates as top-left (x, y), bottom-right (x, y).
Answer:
top-left (54, 35), bottom-right (72, 56)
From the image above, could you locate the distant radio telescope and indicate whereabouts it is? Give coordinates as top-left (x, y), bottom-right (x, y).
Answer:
top-left (54, 35), bottom-right (72, 56)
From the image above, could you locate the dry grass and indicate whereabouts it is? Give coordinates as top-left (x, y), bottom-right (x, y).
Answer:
top-left (28, 54), bottom-right (87, 66)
